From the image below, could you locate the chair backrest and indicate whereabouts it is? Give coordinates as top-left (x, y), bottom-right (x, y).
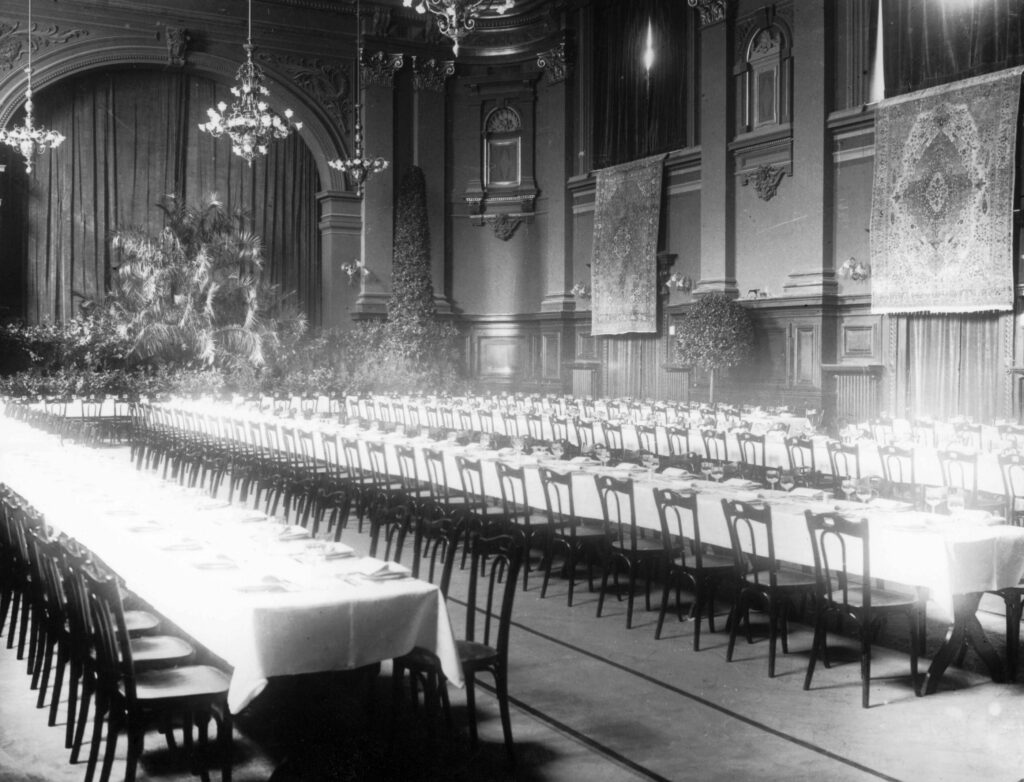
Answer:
top-left (998, 424), bottom-right (1024, 451)
top-left (370, 503), bottom-right (410, 561)
top-left (365, 440), bottom-right (392, 491)
top-left (938, 449), bottom-right (979, 496)
top-left (601, 422), bottom-right (624, 451)
top-left (500, 411), bottom-right (521, 438)
top-left (457, 408), bottom-right (475, 433)
top-left (955, 422), bottom-right (983, 450)
top-left (538, 466), bottom-right (577, 535)
top-left (827, 440), bottom-right (861, 479)
top-left (575, 418), bottom-right (595, 449)
top-left (495, 460), bottom-right (531, 529)
top-left (296, 428), bottom-right (319, 472)
top-left (721, 498), bottom-right (778, 586)
top-left (424, 405), bottom-right (440, 429)
top-left (594, 474), bottom-right (640, 551)
top-left (911, 419), bottom-right (936, 448)
top-left (1000, 451), bottom-right (1024, 501)
top-left (58, 538), bottom-right (95, 659)
top-left (701, 429), bottom-right (728, 462)
top-left (878, 444), bottom-right (915, 487)
top-left (526, 413), bottom-right (546, 441)
top-left (422, 447), bottom-right (453, 503)
top-left (550, 415), bottom-right (571, 443)
top-left (736, 432), bottom-right (766, 467)
top-left (280, 425), bottom-right (301, 463)
top-left (804, 510), bottom-right (869, 610)
top-left (666, 426), bottom-right (692, 458)
top-left (413, 511), bottom-right (463, 591)
top-left (784, 434), bottom-right (816, 474)
top-left (341, 436), bottom-right (367, 477)
top-left (455, 455), bottom-right (489, 513)
top-left (870, 417), bottom-right (894, 444)
top-left (465, 528), bottom-right (525, 659)
top-left (635, 424), bottom-right (658, 455)
top-left (394, 444), bottom-right (421, 494)
top-left (439, 406), bottom-right (456, 430)
top-left (653, 488), bottom-right (709, 568)
top-left (83, 565), bottom-right (136, 700)
top-left (320, 430), bottom-right (344, 478)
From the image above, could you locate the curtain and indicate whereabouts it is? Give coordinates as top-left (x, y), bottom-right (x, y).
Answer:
top-left (6, 68), bottom-right (321, 326)
top-left (592, 0), bottom-right (689, 169)
top-left (882, 0), bottom-right (1024, 96)
top-left (905, 313), bottom-right (1001, 421)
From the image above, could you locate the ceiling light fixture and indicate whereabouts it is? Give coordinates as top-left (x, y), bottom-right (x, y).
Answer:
top-left (403, 0), bottom-right (515, 57)
top-left (327, 0), bottom-right (388, 196)
top-left (0, 0), bottom-right (65, 174)
top-left (198, 0), bottom-right (301, 165)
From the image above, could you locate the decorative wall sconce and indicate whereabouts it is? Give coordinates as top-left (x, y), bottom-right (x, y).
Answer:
top-left (341, 258), bottom-right (370, 285)
top-left (664, 272), bottom-right (692, 293)
top-left (570, 282), bottom-right (591, 299)
top-left (839, 256), bottom-right (871, 281)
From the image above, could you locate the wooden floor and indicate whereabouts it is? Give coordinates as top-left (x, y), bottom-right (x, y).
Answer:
top-left (3, 445), bottom-right (1024, 781)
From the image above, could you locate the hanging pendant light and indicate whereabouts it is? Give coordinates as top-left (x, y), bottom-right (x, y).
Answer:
top-left (403, 0), bottom-right (515, 57)
top-left (198, 0), bottom-right (302, 166)
top-left (0, 0), bottom-right (65, 174)
top-left (327, 0), bottom-right (388, 196)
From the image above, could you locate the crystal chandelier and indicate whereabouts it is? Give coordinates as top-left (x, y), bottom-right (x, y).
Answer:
top-left (198, 0), bottom-right (301, 165)
top-left (0, 0), bottom-right (65, 174)
top-left (328, 0), bottom-right (388, 196)
top-left (403, 0), bottom-right (515, 57)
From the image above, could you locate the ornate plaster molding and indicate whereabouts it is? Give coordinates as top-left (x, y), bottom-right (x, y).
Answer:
top-left (259, 52), bottom-right (351, 134)
top-left (0, 22), bottom-right (89, 72)
top-left (687, 0), bottom-right (728, 28)
top-left (165, 27), bottom-right (189, 67)
top-left (411, 56), bottom-right (454, 93)
top-left (361, 49), bottom-right (403, 89)
top-left (742, 163), bottom-right (786, 201)
top-left (485, 212), bottom-right (522, 241)
top-left (536, 40), bottom-right (572, 85)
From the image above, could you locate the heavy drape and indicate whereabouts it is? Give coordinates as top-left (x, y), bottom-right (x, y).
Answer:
top-left (3, 68), bottom-right (320, 325)
top-left (903, 313), bottom-right (1002, 422)
top-left (591, 0), bottom-right (689, 169)
top-left (882, 0), bottom-right (1024, 96)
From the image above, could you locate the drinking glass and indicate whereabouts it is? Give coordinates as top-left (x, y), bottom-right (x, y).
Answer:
top-left (925, 485), bottom-right (946, 516)
top-left (595, 444), bottom-right (610, 468)
top-left (855, 477), bottom-right (873, 504)
top-left (710, 463), bottom-right (724, 483)
top-left (765, 467), bottom-right (780, 492)
top-left (551, 441), bottom-right (565, 460)
top-left (641, 453), bottom-right (659, 480)
top-left (701, 461), bottom-right (713, 481)
top-left (512, 436), bottom-right (525, 459)
top-left (840, 476), bottom-right (856, 501)
top-left (779, 471), bottom-right (795, 492)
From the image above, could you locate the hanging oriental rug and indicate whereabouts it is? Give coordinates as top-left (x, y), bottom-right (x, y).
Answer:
top-left (591, 154), bottom-right (666, 335)
top-left (869, 66), bottom-right (1023, 314)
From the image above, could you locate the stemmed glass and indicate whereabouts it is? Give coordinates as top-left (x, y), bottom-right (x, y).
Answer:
top-left (925, 485), bottom-right (947, 516)
top-left (855, 477), bottom-right (873, 504)
top-left (840, 476), bottom-right (856, 501)
top-left (701, 461), bottom-right (713, 481)
top-left (765, 467), bottom-right (780, 492)
top-left (641, 453), bottom-right (659, 480)
top-left (946, 487), bottom-right (965, 518)
top-left (512, 436), bottom-right (525, 460)
top-left (594, 444), bottom-right (610, 468)
top-left (710, 462), bottom-right (725, 483)
top-left (551, 441), bottom-right (565, 460)
top-left (779, 471), bottom-right (795, 492)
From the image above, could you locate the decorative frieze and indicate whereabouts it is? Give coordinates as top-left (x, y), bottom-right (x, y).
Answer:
top-left (411, 56), bottom-right (454, 93)
top-left (259, 53), bottom-right (352, 134)
top-left (361, 49), bottom-right (403, 89)
top-left (0, 22), bottom-right (88, 72)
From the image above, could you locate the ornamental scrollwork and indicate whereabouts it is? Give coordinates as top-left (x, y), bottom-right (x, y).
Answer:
top-left (687, 0), bottom-right (728, 28)
top-left (0, 22), bottom-right (89, 72)
top-left (411, 56), bottom-right (454, 93)
top-left (166, 27), bottom-right (189, 67)
top-left (537, 41), bottom-right (572, 85)
top-left (742, 163), bottom-right (786, 201)
top-left (361, 49), bottom-right (403, 89)
top-left (259, 53), bottom-right (352, 134)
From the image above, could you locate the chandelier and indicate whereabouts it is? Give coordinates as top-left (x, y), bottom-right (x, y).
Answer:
top-left (0, 0), bottom-right (65, 174)
top-left (403, 0), bottom-right (515, 57)
top-left (328, 0), bottom-right (388, 196)
top-left (198, 0), bottom-right (301, 165)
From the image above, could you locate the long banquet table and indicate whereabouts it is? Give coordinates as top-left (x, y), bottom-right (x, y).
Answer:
top-left (0, 415), bottom-right (463, 713)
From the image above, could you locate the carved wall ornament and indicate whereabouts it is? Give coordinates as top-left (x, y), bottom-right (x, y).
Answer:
top-left (536, 41), bottom-right (572, 85)
top-left (259, 53), bottom-right (352, 134)
top-left (486, 212), bottom-right (522, 241)
top-left (361, 49), bottom-right (403, 88)
top-left (411, 56), bottom-right (454, 93)
top-left (743, 163), bottom-right (786, 201)
top-left (0, 22), bottom-right (88, 72)
top-left (687, 0), bottom-right (728, 28)
top-left (165, 27), bottom-right (189, 66)
top-left (751, 28), bottom-right (779, 56)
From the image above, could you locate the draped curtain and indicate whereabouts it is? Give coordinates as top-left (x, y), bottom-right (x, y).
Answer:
top-left (592, 0), bottom-right (689, 169)
top-left (904, 314), bottom-right (1002, 421)
top-left (4, 68), bottom-right (321, 326)
top-left (882, 0), bottom-right (1024, 96)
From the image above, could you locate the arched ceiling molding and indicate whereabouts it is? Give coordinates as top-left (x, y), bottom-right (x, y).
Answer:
top-left (0, 36), bottom-right (355, 191)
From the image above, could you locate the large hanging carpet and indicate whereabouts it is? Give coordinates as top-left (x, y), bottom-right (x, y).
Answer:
top-left (869, 66), bottom-right (1023, 314)
top-left (590, 154), bottom-right (665, 335)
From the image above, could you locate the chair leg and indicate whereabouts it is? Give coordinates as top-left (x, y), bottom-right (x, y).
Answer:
top-left (66, 658), bottom-right (80, 749)
top-left (726, 591), bottom-right (744, 662)
top-left (72, 674), bottom-right (95, 763)
top-left (494, 666), bottom-right (515, 766)
top-left (860, 629), bottom-right (872, 709)
top-left (804, 614), bottom-right (826, 691)
top-left (465, 673), bottom-right (478, 748)
top-left (48, 645), bottom-right (68, 726)
top-left (655, 574), bottom-right (672, 640)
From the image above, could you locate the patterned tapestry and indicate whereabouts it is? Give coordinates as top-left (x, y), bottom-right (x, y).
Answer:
top-left (869, 67), bottom-right (1024, 314)
top-left (591, 154), bottom-right (666, 335)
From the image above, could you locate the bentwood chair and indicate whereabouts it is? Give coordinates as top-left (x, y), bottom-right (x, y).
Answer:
top-left (701, 428), bottom-right (729, 465)
top-left (83, 567), bottom-right (232, 782)
top-left (653, 489), bottom-right (733, 649)
top-left (537, 466), bottom-right (608, 606)
top-left (635, 424), bottom-right (659, 455)
top-left (722, 499), bottom-right (816, 677)
top-left (937, 448), bottom-right (1005, 514)
top-left (784, 434), bottom-right (822, 488)
top-left (877, 444), bottom-right (921, 506)
top-left (827, 440), bottom-right (861, 493)
top-left (594, 475), bottom-right (664, 629)
top-left (1000, 451), bottom-right (1024, 526)
top-left (495, 461), bottom-right (546, 589)
top-left (736, 431), bottom-right (768, 486)
top-left (803, 510), bottom-right (924, 707)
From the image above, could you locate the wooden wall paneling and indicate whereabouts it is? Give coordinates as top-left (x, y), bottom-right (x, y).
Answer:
top-left (790, 323), bottom-right (819, 388)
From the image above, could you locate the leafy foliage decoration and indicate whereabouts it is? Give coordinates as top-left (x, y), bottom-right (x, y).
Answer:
top-left (674, 293), bottom-right (754, 401)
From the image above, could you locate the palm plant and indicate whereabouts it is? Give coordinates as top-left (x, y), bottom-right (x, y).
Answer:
top-left (107, 193), bottom-right (303, 369)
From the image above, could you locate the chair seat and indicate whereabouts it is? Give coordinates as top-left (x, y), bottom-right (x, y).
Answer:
top-left (747, 567), bottom-right (815, 590)
top-left (611, 537), bottom-right (662, 554)
top-left (836, 585), bottom-right (920, 611)
top-left (130, 634), bottom-right (196, 672)
top-left (558, 524), bottom-right (610, 541)
top-left (130, 664), bottom-right (231, 702)
top-left (125, 608), bottom-right (160, 636)
top-left (676, 551), bottom-right (734, 572)
top-left (394, 645), bottom-right (441, 670)
top-left (456, 639), bottom-right (498, 668)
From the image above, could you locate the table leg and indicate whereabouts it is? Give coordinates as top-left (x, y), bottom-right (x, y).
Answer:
top-left (923, 592), bottom-right (1005, 694)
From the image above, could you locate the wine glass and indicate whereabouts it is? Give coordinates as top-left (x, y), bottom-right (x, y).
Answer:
top-left (946, 487), bottom-right (966, 517)
top-left (512, 436), bottom-right (525, 460)
top-left (925, 485), bottom-right (946, 516)
top-left (641, 453), bottom-right (659, 480)
top-left (779, 471), bottom-right (795, 492)
top-left (595, 444), bottom-right (610, 468)
top-left (701, 461), bottom-right (713, 481)
top-left (551, 441), bottom-right (565, 460)
top-left (840, 476), bottom-right (856, 501)
top-left (765, 467), bottom-right (780, 492)
top-left (710, 463), bottom-right (725, 483)
top-left (855, 477), bottom-right (873, 504)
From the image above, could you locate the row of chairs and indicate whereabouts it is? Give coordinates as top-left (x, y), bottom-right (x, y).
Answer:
top-left (0, 484), bottom-right (232, 782)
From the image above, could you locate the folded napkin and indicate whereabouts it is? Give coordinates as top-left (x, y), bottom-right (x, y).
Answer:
top-left (278, 526), bottom-right (310, 541)
top-left (722, 478), bottom-right (761, 490)
top-left (192, 555), bottom-right (237, 570)
top-left (356, 559), bottom-right (412, 580)
top-left (789, 487), bottom-right (828, 502)
top-left (235, 575), bottom-right (299, 593)
top-left (570, 456), bottom-right (599, 465)
top-left (161, 539), bottom-right (203, 552)
top-left (324, 542), bottom-right (355, 560)
top-left (195, 498), bottom-right (231, 511)
top-left (660, 467), bottom-right (693, 479)
top-left (867, 497), bottom-right (914, 512)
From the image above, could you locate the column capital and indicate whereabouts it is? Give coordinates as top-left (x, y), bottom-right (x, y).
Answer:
top-left (361, 49), bottom-right (404, 89)
top-left (537, 40), bottom-right (573, 86)
top-left (688, 0), bottom-right (730, 28)
top-left (411, 56), bottom-right (455, 93)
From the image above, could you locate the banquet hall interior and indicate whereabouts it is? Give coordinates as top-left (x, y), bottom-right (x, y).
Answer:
top-left (4, 0), bottom-right (1024, 780)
